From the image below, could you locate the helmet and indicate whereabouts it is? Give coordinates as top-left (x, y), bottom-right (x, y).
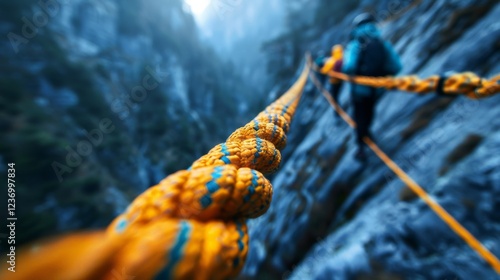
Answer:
top-left (331, 44), bottom-right (343, 60)
top-left (353, 13), bottom-right (377, 27)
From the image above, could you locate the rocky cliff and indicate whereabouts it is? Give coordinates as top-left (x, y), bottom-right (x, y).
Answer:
top-left (241, 0), bottom-right (500, 279)
top-left (0, 0), bottom-right (259, 246)
top-left (2, 0), bottom-right (500, 279)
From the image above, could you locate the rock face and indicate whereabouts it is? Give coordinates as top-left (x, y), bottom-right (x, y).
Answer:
top-left (0, 0), bottom-right (259, 246)
top-left (241, 0), bottom-right (500, 279)
top-left (2, 0), bottom-right (499, 278)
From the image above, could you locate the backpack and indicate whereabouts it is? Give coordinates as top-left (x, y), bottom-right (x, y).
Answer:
top-left (356, 36), bottom-right (388, 77)
top-left (315, 56), bottom-right (326, 68)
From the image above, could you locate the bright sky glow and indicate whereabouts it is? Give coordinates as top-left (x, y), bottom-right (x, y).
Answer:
top-left (184, 0), bottom-right (210, 15)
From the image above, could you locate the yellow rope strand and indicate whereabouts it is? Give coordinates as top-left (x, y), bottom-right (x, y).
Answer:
top-left (3, 65), bottom-right (310, 280)
top-left (324, 70), bottom-right (500, 99)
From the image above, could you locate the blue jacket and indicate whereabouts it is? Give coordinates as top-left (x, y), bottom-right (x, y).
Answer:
top-left (315, 55), bottom-right (326, 68)
top-left (342, 23), bottom-right (402, 98)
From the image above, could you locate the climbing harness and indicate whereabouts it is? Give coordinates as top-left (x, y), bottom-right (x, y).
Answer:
top-left (308, 57), bottom-right (500, 275)
top-left (3, 67), bottom-right (310, 280)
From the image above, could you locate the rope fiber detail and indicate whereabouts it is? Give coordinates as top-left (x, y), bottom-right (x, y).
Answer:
top-left (316, 66), bottom-right (500, 99)
top-left (308, 56), bottom-right (500, 275)
top-left (2, 65), bottom-right (310, 280)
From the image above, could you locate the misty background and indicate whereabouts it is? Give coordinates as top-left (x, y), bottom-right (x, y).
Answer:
top-left (2, 0), bottom-right (500, 279)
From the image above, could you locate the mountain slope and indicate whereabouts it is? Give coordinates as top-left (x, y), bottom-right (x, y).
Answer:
top-left (242, 0), bottom-right (500, 279)
top-left (0, 0), bottom-right (260, 246)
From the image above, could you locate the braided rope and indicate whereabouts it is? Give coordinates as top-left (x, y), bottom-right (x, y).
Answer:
top-left (324, 70), bottom-right (500, 99)
top-left (4, 66), bottom-right (310, 280)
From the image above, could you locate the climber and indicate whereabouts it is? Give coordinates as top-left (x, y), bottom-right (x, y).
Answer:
top-left (342, 13), bottom-right (402, 160)
top-left (314, 50), bottom-right (328, 88)
top-left (320, 44), bottom-right (344, 104)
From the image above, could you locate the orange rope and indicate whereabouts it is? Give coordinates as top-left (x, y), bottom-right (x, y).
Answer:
top-left (2, 65), bottom-right (310, 280)
top-left (364, 137), bottom-right (500, 275)
top-left (326, 70), bottom-right (500, 99)
top-left (309, 66), bottom-right (356, 129)
top-left (308, 58), bottom-right (500, 275)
